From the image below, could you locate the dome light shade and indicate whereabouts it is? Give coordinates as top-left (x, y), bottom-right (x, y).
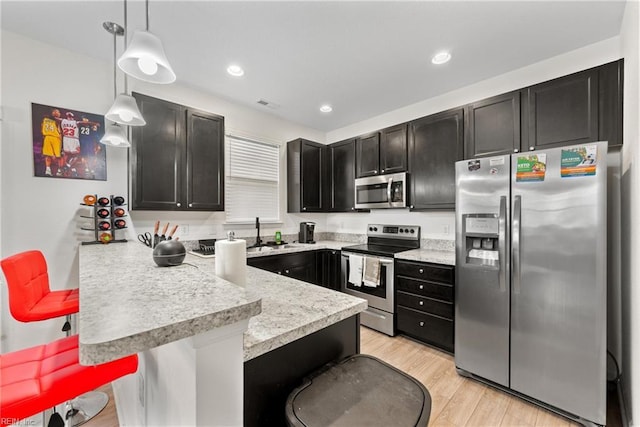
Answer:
top-left (100, 122), bottom-right (131, 147)
top-left (118, 30), bottom-right (176, 84)
top-left (105, 93), bottom-right (146, 126)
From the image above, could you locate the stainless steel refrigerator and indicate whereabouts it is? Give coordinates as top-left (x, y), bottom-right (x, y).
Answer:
top-left (455, 141), bottom-right (607, 426)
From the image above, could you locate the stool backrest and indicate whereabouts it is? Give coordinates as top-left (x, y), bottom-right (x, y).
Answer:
top-left (1, 250), bottom-right (51, 322)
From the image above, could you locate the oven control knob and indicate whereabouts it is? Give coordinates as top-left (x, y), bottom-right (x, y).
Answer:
top-left (410, 229), bottom-right (415, 233)
top-left (373, 227), bottom-right (378, 232)
top-left (369, 227), bottom-right (373, 231)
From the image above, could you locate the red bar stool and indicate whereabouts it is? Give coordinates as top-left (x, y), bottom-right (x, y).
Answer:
top-left (0, 335), bottom-right (138, 427)
top-left (1, 250), bottom-right (108, 425)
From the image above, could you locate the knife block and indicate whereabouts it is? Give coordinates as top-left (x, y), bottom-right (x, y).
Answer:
top-left (80, 194), bottom-right (129, 245)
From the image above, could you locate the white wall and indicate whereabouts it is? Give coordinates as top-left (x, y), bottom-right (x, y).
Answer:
top-left (619, 0), bottom-right (640, 424)
top-left (0, 31), bottom-right (128, 351)
top-left (0, 30), bottom-right (324, 352)
top-left (325, 37), bottom-right (622, 240)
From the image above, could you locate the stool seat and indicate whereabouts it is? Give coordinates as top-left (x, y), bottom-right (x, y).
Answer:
top-left (1, 250), bottom-right (79, 322)
top-left (286, 354), bottom-right (431, 427)
top-left (0, 335), bottom-right (138, 426)
top-left (19, 288), bottom-right (79, 322)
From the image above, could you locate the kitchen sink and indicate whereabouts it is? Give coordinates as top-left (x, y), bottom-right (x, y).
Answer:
top-left (247, 246), bottom-right (275, 253)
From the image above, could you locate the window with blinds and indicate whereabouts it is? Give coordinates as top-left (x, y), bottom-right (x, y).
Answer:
top-left (225, 136), bottom-right (280, 223)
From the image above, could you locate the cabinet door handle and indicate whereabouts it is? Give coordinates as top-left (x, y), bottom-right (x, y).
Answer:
top-left (285, 269), bottom-right (290, 274)
top-left (419, 268), bottom-right (424, 274)
top-left (419, 285), bottom-right (424, 290)
top-left (373, 170), bottom-right (378, 174)
top-left (188, 203), bottom-right (193, 208)
top-left (176, 203), bottom-right (181, 207)
top-left (381, 169), bottom-right (385, 173)
top-left (410, 205), bottom-right (414, 209)
top-left (419, 301), bottom-right (424, 306)
top-left (351, 207), bottom-right (355, 210)
top-left (302, 207), bottom-right (307, 211)
top-left (529, 146), bottom-right (535, 151)
top-left (514, 148), bottom-right (519, 153)
top-left (419, 321), bottom-right (425, 327)
top-left (277, 271), bottom-right (282, 275)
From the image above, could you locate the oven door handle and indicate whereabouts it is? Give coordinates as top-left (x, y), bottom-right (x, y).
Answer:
top-left (387, 177), bottom-right (393, 205)
top-left (342, 253), bottom-right (394, 265)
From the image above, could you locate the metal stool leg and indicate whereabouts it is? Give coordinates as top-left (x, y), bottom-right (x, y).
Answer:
top-left (62, 315), bottom-right (109, 427)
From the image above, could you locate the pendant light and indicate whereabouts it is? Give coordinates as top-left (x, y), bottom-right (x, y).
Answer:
top-left (101, 22), bottom-right (134, 147)
top-left (118, 0), bottom-right (176, 84)
top-left (104, 17), bottom-right (145, 127)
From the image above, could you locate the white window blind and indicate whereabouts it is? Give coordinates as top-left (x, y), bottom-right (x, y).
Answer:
top-left (225, 135), bottom-right (280, 223)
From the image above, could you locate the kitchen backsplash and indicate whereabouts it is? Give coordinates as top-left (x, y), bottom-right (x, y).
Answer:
top-left (182, 233), bottom-right (454, 252)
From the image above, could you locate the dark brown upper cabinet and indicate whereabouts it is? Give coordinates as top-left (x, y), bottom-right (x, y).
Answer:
top-left (356, 124), bottom-right (408, 177)
top-left (465, 91), bottom-right (521, 158)
top-left (287, 139), bottom-right (325, 212)
top-left (408, 108), bottom-right (464, 210)
top-left (380, 123), bottom-right (408, 174)
top-left (131, 93), bottom-right (224, 211)
top-left (522, 67), bottom-right (599, 151)
top-left (327, 138), bottom-right (357, 212)
top-left (355, 132), bottom-right (380, 177)
top-left (598, 59), bottom-right (623, 147)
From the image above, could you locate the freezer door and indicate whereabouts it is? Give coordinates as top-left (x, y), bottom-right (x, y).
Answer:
top-left (455, 155), bottom-right (510, 386)
top-left (510, 141), bottom-right (607, 424)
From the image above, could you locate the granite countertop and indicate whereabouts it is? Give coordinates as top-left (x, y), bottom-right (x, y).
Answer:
top-left (78, 242), bottom-right (262, 365)
top-left (79, 241), bottom-right (366, 365)
top-left (394, 249), bottom-right (456, 266)
top-left (239, 239), bottom-right (456, 267)
top-left (188, 254), bottom-right (367, 361)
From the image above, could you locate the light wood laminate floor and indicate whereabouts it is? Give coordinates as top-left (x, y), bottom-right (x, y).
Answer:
top-left (85, 326), bottom-right (621, 426)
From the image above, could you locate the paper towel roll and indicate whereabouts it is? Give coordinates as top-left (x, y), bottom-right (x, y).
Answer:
top-left (215, 238), bottom-right (247, 287)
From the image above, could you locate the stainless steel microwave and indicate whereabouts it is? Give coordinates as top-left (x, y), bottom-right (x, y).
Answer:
top-left (354, 172), bottom-right (408, 209)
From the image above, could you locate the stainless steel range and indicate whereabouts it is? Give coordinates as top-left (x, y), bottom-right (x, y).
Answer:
top-left (341, 224), bottom-right (420, 336)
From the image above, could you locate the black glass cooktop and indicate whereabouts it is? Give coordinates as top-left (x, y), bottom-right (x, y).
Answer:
top-left (341, 244), bottom-right (412, 258)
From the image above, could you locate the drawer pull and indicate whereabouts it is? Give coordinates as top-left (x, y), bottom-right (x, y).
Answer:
top-left (419, 301), bottom-right (424, 306)
top-left (419, 321), bottom-right (425, 327)
top-left (419, 268), bottom-right (424, 274)
top-left (419, 285), bottom-right (424, 290)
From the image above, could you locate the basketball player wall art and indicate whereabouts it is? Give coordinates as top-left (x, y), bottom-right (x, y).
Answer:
top-left (31, 103), bottom-right (107, 180)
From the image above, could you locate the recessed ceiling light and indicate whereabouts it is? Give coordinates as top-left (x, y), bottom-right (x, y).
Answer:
top-left (227, 64), bottom-right (244, 77)
top-left (320, 105), bottom-right (333, 113)
top-left (431, 51), bottom-right (451, 65)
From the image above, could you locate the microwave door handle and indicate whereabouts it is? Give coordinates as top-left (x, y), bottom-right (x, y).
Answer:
top-left (387, 177), bottom-right (393, 205)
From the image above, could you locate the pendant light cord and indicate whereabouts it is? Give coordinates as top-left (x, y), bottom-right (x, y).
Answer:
top-left (145, 0), bottom-right (150, 32)
top-left (112, 30), bottom-right (117, 99)
top-left (124, 0), bottom-right (128, 94)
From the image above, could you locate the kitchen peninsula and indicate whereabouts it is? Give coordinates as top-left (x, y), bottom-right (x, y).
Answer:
top-left (78, 242), bottom-right (366, 426)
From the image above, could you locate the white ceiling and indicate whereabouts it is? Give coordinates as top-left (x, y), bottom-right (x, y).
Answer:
top-left (1, 1), bottom-right (627, 132)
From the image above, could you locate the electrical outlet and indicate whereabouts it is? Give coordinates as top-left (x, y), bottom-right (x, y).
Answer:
top-left (181, 224), bottom-right (189, 235)
top-left (138, 372), bottom-right (145, 407)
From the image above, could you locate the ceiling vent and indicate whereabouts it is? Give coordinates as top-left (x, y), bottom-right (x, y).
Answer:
top-left (257, 99), bottom-right (280, 110)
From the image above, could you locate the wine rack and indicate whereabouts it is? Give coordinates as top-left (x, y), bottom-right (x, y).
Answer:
top-left (80, 194), bottom-right (128, 245)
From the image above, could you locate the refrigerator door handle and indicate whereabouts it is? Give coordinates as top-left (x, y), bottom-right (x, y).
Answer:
top-left (513, 195), bottom-right (522, 294)
top-left (498, 196), bottom-right (507, 292)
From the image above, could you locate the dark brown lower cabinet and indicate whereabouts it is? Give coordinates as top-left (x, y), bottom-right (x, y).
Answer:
top-left (248, 250), bottom-right (343, 290)
top-left (395, 260), bottom-right (455, 353)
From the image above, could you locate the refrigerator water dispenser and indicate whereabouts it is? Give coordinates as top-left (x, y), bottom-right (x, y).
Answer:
top-left (463, 215), bottom-right (499, 267)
